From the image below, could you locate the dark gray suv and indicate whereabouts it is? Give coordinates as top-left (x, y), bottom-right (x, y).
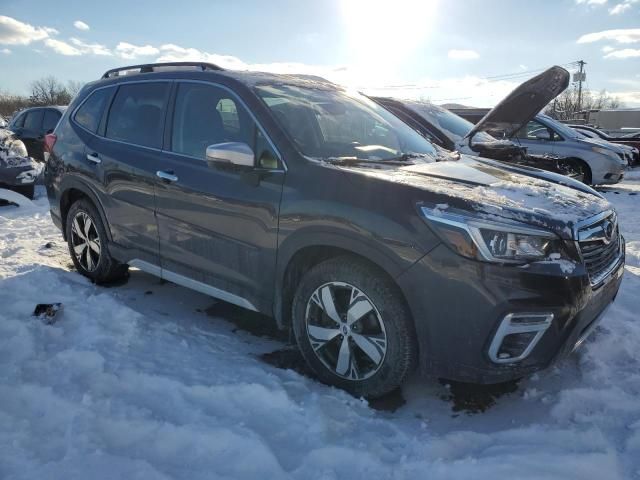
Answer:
top-left (45, 62), bottom-right (624, 397)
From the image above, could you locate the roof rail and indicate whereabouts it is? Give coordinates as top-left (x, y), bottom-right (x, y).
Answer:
top-left (101, 62), bottom-right (224, 79)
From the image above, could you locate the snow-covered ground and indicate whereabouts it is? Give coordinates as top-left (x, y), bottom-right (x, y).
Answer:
top-left (1, 177), bottom-right (639, 480)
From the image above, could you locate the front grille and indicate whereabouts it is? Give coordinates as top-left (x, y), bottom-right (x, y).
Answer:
top-left (578, 213), bottom-right (622, 286)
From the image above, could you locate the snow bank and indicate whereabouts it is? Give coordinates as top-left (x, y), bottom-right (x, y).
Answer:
top-left (1, 185), bottom-right (640, 479)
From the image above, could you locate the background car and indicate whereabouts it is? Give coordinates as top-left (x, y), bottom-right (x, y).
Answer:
top-left (0, 115), bottom-right (7, 129)
top-left (7, 106), bottom-right (66, 161)
top-left (569, 124), bottom-right (639, 165)
top-left (454, 109), bottom-right (627, 185)
top-left (370, 67), bottom-right (588, 181)
top-left (0, 129), bottom-right (41, 199)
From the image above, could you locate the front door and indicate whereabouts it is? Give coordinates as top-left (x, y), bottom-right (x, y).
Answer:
top-left (154, 82), bottom-right (284, 312)
top-left (514, 119), bottom-right (556, 157)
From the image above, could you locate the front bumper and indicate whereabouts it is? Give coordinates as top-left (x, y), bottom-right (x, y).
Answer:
top-left (597, 161), bottom-right (626, 185)
top-left (397, 242), bottom-right (624, 384)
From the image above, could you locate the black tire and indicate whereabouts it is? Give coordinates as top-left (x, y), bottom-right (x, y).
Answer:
top-left (292, 256), bottom-right (417, 398)
top-left (575, 159), bottom-right (592, 185)
top-left (13, 184), bottom-right (34, 200)
top-left (65, 199), bottom-right (128, 283)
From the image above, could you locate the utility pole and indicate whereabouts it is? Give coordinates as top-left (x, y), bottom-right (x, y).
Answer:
top-left (576, 60), bottom-right (586, 116)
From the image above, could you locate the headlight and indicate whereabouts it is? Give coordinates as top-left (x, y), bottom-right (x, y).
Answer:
top-left (8, 140), bottom-right (28, 158)
top-left (591, 146), bottom-right (619, 158)
top-left (420, 205), bottom-right (566, 264)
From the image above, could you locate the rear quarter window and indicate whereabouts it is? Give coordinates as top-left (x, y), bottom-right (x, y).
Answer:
top-left (74, 88), bottom-right (113, 133)
top-left (42, 109), bottom-right (62, 133)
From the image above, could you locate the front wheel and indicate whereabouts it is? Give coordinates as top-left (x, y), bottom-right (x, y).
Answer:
top-left (292, 257), bottom-right (417, 398)
top-left (65, 199), bottom-right (128, 283)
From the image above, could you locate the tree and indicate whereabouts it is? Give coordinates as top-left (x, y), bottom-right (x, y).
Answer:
top-left (66, 80), bottom-right (84, 99)
top-left (0, 91), bottom-right (30, 118)
top-left (544, 87), bottom-right (623, 122)
top-left (29, 76), bottom-right (73, 106)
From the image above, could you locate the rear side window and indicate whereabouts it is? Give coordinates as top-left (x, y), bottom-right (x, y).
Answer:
top-left (106, 83), bottom-right (170, 149)
top-left (24, 110), bottom-right (43, 131)
top-left (42, 109), bottom-right (61, 133)
top-left (75, 88), bottom-right (112, 133)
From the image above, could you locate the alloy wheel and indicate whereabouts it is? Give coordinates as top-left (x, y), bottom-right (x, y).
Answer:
top-left (70, 211), bottom-right (101, 272)
top-left (305, 281), bottom-right (387, 381)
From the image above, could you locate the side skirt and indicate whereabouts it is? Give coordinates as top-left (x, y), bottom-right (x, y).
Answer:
top-left (128, 258), bottom-right (259, 312)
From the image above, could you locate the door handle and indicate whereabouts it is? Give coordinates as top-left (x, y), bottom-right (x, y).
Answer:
top-left (86, 153), bottom-right (101, 164)
top-left (156, 170), bottom-right (178, 182)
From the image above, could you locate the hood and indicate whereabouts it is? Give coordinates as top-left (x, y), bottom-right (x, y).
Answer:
top-left (346, 156), bottom-right (610, 239)
top-left (579, 136), bottom-right (626, 153)
top-left (467, 66), bottom-right (570, 140)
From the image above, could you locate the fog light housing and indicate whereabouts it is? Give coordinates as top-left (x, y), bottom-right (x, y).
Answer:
top-left (488, 313), bottom-right (553, 364)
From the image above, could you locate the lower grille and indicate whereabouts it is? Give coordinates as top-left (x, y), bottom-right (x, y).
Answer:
top-left (577, 213), bottom-right (622, 286)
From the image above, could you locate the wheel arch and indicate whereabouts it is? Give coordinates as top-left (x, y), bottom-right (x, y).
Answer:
top-left (563, 157), bottom-right (592, 185)
top-left (274, 231), bottom-right (414, 331)
top-left (59, 178), bottom-right (111, 242)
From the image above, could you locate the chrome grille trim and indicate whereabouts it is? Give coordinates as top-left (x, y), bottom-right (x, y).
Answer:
top-left (576, 212), bottom-right (623, 287)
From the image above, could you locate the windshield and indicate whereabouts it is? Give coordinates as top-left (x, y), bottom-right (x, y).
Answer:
top-left (409, 103), bottom-right (495, 144)
top-left (255, 85), bottom-right (438, 161)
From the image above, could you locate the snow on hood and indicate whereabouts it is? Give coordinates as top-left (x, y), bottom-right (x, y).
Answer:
top-left (467, 66), bottom-right (570, 140)
top-left (344, 156), bottom-right (610, 239)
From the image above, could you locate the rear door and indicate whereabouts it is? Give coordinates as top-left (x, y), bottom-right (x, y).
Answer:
top-left (87, 81), bottom-right (170, 267)
top-left (154, 81), bottom-right (285, 312)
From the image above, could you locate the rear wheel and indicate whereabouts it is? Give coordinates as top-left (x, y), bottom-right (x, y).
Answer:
top-left (292, 256), bottom-right (417, 398)
top-left (65, 199), bottom-right (128, 283)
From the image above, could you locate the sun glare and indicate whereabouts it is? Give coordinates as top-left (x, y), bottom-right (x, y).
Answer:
top-left (340, 0), bottom-right (437, 72)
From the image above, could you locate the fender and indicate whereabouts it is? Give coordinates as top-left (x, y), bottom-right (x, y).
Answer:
top-left (273, 227), bottom-right (422, 328)
top-left (58, 175), bottom-right (113, 242)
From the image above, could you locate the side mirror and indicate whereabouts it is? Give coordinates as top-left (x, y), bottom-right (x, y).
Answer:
top-left (206, 142), bottom-right (254, 168)
top-left (534, 130), bottom-right (551, 141)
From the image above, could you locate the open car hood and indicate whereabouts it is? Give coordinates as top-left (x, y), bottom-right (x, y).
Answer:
top-left (466, 66), bottom-right (570, 140)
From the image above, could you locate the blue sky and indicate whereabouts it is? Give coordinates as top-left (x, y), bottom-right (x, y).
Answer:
top-left (1, 0), bottom-right (639, 106)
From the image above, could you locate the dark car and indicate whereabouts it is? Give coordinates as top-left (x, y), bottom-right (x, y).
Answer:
top-left (45, 62), bottom-right (624, 398)
top-left (0, 129), bottom-right (41, 198)
top-left (569, 124), bottom-right (639, 166)
top-left (7, 106), bottom-right (66, 161)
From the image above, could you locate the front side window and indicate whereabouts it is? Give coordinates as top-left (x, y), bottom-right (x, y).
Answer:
top-left (171, 83), bottom-right (253, 159)
top-left (75, 88), bottom-right (112, 133)
top-left (106, 83), bottom-right (170, 149)
top-left (255, 84), bottom-right (437, 161)
top-left (516, 120), bottom-right (554, 141)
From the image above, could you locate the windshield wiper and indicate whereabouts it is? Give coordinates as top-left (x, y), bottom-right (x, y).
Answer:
top-left (319, 152), bottom-right (437, 166)
top-left (383, 152), bottom-right (436, 162)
